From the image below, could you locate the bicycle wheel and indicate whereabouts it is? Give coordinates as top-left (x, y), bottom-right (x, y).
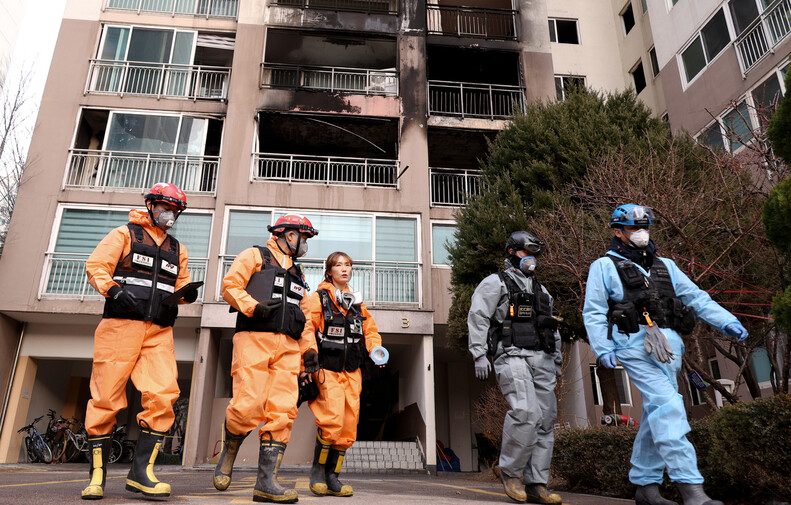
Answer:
top-left (50, 437), bottom-right (65, 463)
top-left (121, 440), bottom-right (136, 463)
top-left (63, 435), bottom-right (82, 463)
top-left (72, 432), bottom-right (88, 463)
top-left (25, 437), bottom-right (39, 463)
top-left (108, 439), bottom-right (123, 464)
top-left (33, 436), bottom-right (53, 464)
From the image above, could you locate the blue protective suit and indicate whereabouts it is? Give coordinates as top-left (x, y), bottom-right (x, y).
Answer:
top-left (582, 250), bottom-right (738, 485)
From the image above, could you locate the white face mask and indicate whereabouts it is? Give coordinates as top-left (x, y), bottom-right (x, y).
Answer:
top-left (519, 256), bottom-right (537, 274)
top-left (154, 210), bottom-right (176, 230)
top-left (628, 229), bottom-right (650, 248)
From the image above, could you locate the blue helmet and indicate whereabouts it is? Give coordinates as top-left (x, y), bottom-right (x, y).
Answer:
top-left (610, 204), bottom-right (655, 228)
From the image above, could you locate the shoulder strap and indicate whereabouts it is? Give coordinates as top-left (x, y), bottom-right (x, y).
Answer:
top-left (649, 258), bottom-right (677, 297)
top-left (128, 223), bottom-right (144, 243)
top-left (254, 245), bottom-right (273, 268)
top-left (497, 271), bottom-right (522, 297)
top-left (318, 289), bottom-right (334, 324)
top-left (167, 234), bottom-right (179, 254)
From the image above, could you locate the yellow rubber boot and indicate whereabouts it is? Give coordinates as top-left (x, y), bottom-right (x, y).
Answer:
top-left (125, 427), bottom-right (171, 498)
top-left (325, 447), bottom-right (353, 497)
top-left (213, 422), bottom-right (249, 491)
top-left (252, 440), bottom-right (298, 503)
top-left (81, 434), bottom-right (111, 500)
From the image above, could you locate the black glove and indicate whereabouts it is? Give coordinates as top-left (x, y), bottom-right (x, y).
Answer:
top-left (303, 350), bottom-right (319, 374)
top-left (108, 285), bottom-right (137, 311)
top-left (182, 287), bottom-right (199, 304)
top-left (253, 299), bottom-right (283, 318)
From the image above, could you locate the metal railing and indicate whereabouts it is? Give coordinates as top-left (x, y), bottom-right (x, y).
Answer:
top-left (40, 253), bottom-right (208, 301)
top-left (252, 153), bottom-right (399, 188)
top-left (104, 0), bottom-right (238, 17)
top-left (65, 150), bottom-right (219, 195)
top-left (428, 80), bottom-right (525, 119)
top-left (219, 256), bottom-right (419, 305)
top-left (427, 5), bottom-right (518, 40)
top-left (86, 60), bottom-right (230, 100)
top-left (261, 63), bottom-right (398, 96)
top-left (430, 167), bottom-right (482, 207)
top-left (735, 0), bottom-right (791, 75)
top-left (272, 0), bottom-right (396, 14)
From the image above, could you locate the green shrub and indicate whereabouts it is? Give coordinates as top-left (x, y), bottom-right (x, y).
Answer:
top-left (551, 395), bottom-right (791, 504)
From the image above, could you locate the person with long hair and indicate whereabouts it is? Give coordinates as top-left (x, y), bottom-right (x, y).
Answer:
top-left (300, 251), bottom-right (387, 497)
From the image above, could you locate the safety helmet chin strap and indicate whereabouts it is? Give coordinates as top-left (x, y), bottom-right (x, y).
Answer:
top-left (275, 231), bottom-right (299, 257)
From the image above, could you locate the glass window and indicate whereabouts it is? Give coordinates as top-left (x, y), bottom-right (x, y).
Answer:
top-left (549, 19), bottom-right (579, 44)
top-left (682, 37), bottom-right (706, 82)
top-left (701, 9), bottom-right (730, 61)
top-left (55, 209), bottom-right (128, 253)
top-left (698, 123), bottom-right (725, 150)
top-left (752, 73), bottom-right (783, 114)
top-left (750, 347), bottom-right (772, 383)
top-left (432, 224), bottom-right (457, 265)
top-left (722, 101), bottom-right (754, 151)
top-left (590, 365), bottom-right (632, 406)
top-left (171, 213), bottom-right (212, 258)
top-left (105, 113), bottom-right (208, 156)
top-left (555, 75), bottom-right (585, 100)
top-left (127, 28), bottom-right (174, 64)
top-left (376, 218), bottom-right (416, 262)
top-left (298, 214), bottom-right (373, 262)
top-left (729, 0), bottom-right (760, 35)
top-left (622, 3), bottom-right (635, 34)
top-left (640, 0), bottom-right (647, 13)
top-left (649, 47), bottom-right (660, 77)
top-left (177, 117), bottom-right (208, 156)
top-left (225, 210), bottom-right (272, 256)
top-left (709, 359), bottom-right (722, 381)
top-left (631, 61), bottom-right (647, 94)
top-left (100, 27), bottom-right (129, 60)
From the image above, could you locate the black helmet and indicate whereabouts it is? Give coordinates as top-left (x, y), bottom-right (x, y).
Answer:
top-left (506, 231), bottom-right (544, 255)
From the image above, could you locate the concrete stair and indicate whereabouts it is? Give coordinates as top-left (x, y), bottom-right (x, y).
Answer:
top-left (343, 440), bottom-right (426, 474)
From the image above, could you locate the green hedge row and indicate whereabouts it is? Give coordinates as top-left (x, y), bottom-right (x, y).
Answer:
top-left (552, 395), bottom-right (791, 505)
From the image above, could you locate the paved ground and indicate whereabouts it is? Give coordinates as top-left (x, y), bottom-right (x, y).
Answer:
top-left (0, 463), bottom-right (633, 505)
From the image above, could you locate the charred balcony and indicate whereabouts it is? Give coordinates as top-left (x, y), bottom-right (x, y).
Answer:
top-left (428, 127), bottom-right (491, 206)
top-left (271, 0), bottom-right (397, 15)
top-left (427, 0), bottom-right (518, 41)
top-left (253, 112), bottom-right (399, 188)
top-left (261, 31), bottom-right (398, 97)
top-left (427, 46), bottom-right (525, 119)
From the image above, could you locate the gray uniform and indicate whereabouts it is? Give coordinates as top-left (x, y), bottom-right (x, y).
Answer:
top-left (468, 264), bottom-right (562, 484)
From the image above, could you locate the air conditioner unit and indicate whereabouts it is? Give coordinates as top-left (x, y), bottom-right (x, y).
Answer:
top-left (714, 379), bottom-right (735, 408)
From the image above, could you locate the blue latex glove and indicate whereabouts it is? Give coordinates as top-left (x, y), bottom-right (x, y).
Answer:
top-left (725, 322), bottom-right (749, 342)
top-left (599, 351), bottom-right (617, 369)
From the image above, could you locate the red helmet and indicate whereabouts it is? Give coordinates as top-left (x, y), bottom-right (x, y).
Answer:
top-left (268, 214), bottom-right (318, 237)
top-left (145, 182), bottom-right (187, 211)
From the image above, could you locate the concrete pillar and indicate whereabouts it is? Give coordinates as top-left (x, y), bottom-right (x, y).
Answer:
top-left (447, 361), bottom-right (472, 471)
top-left (182, 327), bottom-right (218, 466)
top-left (422, 335), bottom-right (436, 473)
top-left (0, 356), bottom-right (38, 463)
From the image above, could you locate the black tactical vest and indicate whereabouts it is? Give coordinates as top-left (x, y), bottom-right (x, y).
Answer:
top-left (494, 272), bottom-right (557, 354)
top-left (234, 246), bottom-right (307, 339)
top-left (605, 255), bottom-right (696, 339)
top-left (103, 223), bottom-right (180, 327)
top-left (315, 289), bottom-right (367, 372)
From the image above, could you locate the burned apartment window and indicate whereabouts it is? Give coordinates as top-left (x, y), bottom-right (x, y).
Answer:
top-left (548, 18), bottom-right (579, 44)
top-left (622, 2), bottom-right (635, 35)
top-left (631, 60), bottom-right (647, 94)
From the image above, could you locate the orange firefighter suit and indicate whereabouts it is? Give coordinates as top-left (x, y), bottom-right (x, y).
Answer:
top-left (84, 209), bottom-right (191, 436)
top-left (222, 237), bottom-right (317, 442)
top-left (301, 281), bottom-right (382, 449)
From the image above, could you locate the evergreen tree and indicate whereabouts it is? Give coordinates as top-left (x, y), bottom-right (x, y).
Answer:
top-left (767, 61), bottom-right (791, 165)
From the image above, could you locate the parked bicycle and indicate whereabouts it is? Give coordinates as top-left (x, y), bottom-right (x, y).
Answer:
top-left (109, 424), bottom-right (133, 464)
top-left (17, 415), bottom-right (53, 464)
top-left (44, 410), bottom-right (86, 463)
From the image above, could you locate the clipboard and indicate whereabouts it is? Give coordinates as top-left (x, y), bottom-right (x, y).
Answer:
top-left (161, 281), bottom-right (204, 305)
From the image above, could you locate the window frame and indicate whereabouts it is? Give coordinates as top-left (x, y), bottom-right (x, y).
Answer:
top-left (589, 364), bottom-right (633, 407)
top-left (649, 46), bottom-right (660, 78)
top-left (554, 74), bottom-right (586, 101)
top-left (621, 1), bottom-right (636, 36)
top-left (677, 7), bottom-right (734, 87)
top-left (97, 24), bottom-right (198, 65)
top-left (41, 203), bottom-right (214, 300)
top-left (630, 59), bottom-right (647, 94)
top-left (218, 206), bottom-right (423, 306)
top-left (430, 220), bottom-right (457, 268)
top-left (687, 372), bottom-right (707, 406)
top-left (548, 18), bottom-right (580, 44)
top-left (102, 109), bottom-right (210, 156)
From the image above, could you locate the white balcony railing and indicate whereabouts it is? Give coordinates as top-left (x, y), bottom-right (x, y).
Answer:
top-left (39, 252), bottom-right (207, 301)
top-left (104, 0), bottom-right (238, 18)
top-left (427, 4), bottom-right (518, 40)
top-left (735, 0), bottom-right (791, 75)
top-left (430, 167), bottom-right (482, 207)
top-left (261, 63), bottom-right (398, 96)
top-left (252, 153), bottom-right (399, 188)
top-left (219, 256), bottom-right (419, 306)
top-left (428, 80), bottom-right (525, 119)
top-left (86, 60), bottom-right (231, 100)
top-left (65, 149), bottom-right (219, 195)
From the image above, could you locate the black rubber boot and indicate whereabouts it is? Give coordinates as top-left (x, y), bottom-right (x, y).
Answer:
top-left (252, 440), bottom-right (298, 503)
top-left (524, 483), bottom-right (562, 504)
top-left (309, 433), bottom-right (331, 496)
top-left (676, 483), bottom-right (723, 505)
top-left (213, 422), bottom-right (249, 491)
top-left (125, 427), bottom-right (171, 498)
top-left (81, 434), bottom-right (112, 500)
top-left (325, 447), bottom-right (353, 497)
top-left (636, 484), bottom-right (679, 505)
